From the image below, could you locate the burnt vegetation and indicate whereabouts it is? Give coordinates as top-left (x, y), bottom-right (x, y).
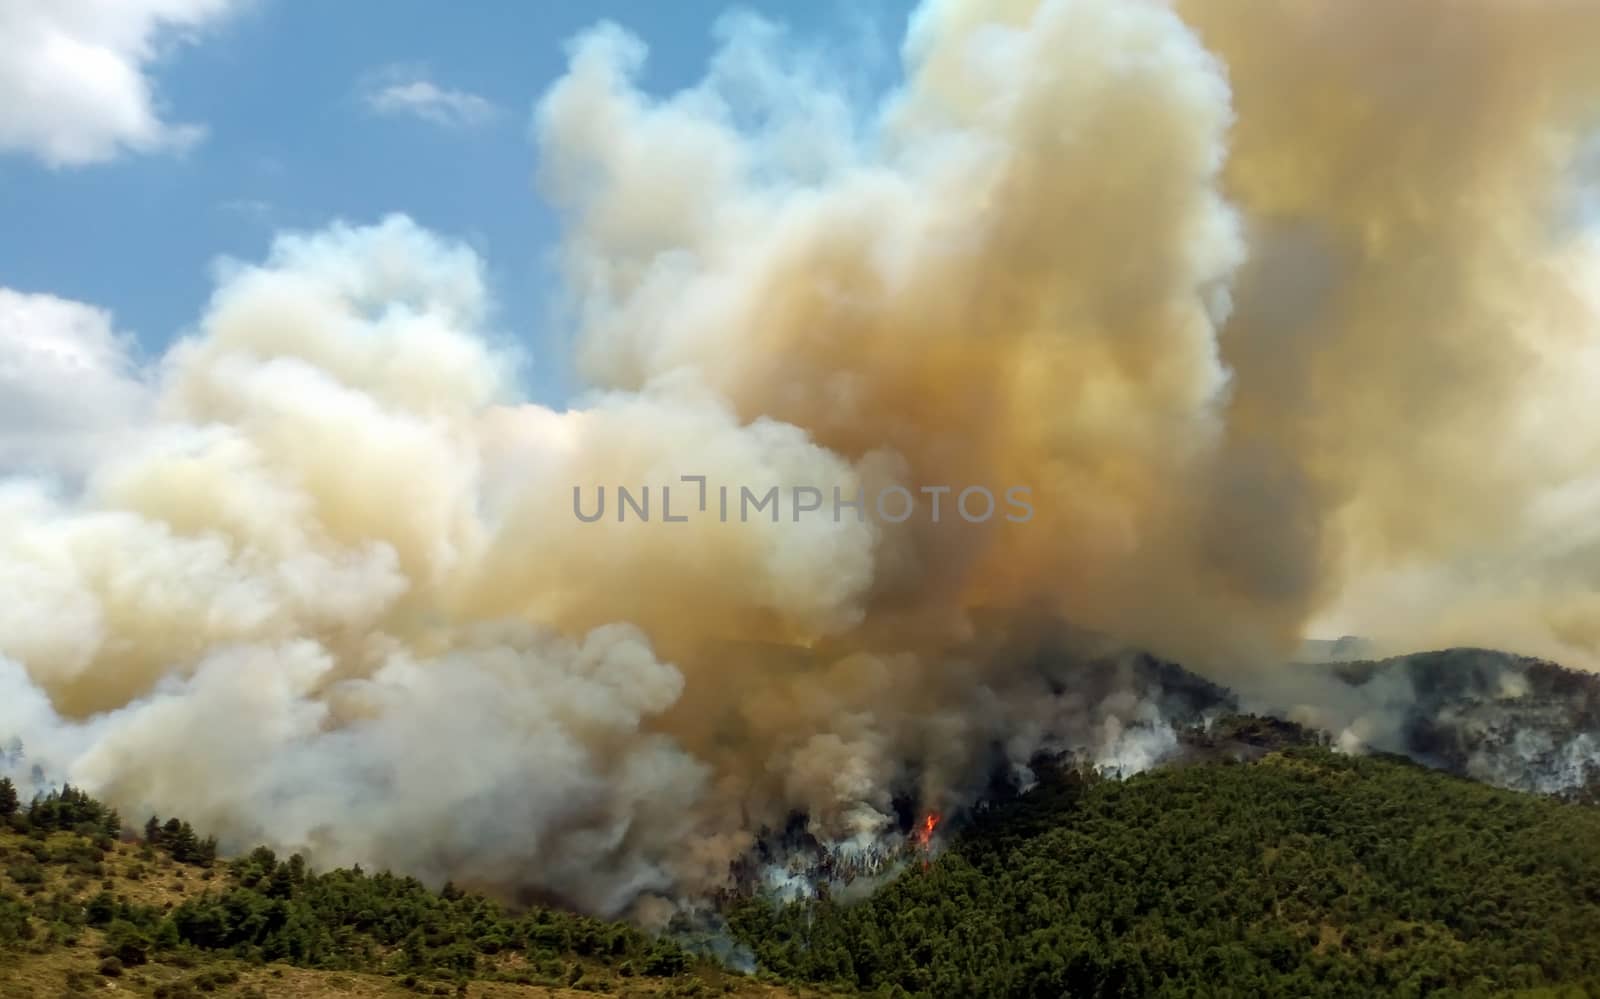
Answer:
top-left (1329, 648), bottom-right (1600, 798)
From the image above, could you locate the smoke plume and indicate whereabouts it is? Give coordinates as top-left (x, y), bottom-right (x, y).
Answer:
top-left (5, 0), bottom-right (1600, 917)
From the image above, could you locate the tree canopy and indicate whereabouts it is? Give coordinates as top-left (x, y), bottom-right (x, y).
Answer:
top-left (728, 747), bottom-right (1600, 998)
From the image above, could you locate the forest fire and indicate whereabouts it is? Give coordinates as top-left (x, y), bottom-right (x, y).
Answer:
top-left (913, 813), bottom-right (941, 849)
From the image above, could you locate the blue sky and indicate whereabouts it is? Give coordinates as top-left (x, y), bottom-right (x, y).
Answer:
top-left (0, 0), bottom-right (916, 405)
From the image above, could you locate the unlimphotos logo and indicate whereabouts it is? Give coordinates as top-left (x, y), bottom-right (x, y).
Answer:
top-left (573, 477), bottom-right (1033, 525)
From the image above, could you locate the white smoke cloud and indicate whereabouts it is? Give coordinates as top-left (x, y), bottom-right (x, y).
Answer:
top-left (0, 211), bottom-right (892, 914)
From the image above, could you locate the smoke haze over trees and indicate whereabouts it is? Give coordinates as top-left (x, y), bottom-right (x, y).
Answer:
top-left (5, 0), bottom-right (1600, 921)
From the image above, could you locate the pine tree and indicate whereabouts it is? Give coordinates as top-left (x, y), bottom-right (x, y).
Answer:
top-left (169, 821), bottom-right (200, 864)
top-left (0, 776), bottom-right (17, 819)
top-left (267, 862), bottom-right (295, 900)
top-left (144, 815), bottom-right (161, 844)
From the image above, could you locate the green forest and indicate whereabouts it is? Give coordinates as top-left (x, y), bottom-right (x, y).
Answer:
top-left (726, 746), bottom-right (1600, 998)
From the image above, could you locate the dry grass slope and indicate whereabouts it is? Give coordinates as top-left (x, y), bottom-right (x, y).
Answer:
top-left (0, 828), bottom-right (822, 999)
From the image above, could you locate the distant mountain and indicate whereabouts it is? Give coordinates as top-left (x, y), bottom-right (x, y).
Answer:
top-left (1294, 635), bottom-right (1378, 663)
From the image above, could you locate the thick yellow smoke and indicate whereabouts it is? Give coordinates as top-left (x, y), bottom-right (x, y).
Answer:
top-left (3, 0), bottom-right (1600, 916)
top-left (1180, 0), bottom-right (1600, 661)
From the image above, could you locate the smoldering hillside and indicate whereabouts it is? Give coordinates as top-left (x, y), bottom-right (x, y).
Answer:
top-left (1249, 648), bottom-right (1600, 798)
top-left (5, 0), bottom-right (1600, 921)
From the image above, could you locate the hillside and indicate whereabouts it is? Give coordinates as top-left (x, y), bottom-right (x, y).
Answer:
top-left (0, 784), bottom-right (820, 999)
top-left (9, 739), bottom-right (1600, 998)
top-left (1325, 649), bottom-right (1600, 797)
top-left (725, 747), bottom-right (1600, 997)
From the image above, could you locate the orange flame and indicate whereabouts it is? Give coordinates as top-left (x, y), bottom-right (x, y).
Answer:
top-left (913, 812), bottom-right (940, 849)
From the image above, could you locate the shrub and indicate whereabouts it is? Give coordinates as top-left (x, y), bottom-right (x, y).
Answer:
top-left (102, 918), bottom-right (151, 966)
top-left (64, 968), bottom-right (96, 991)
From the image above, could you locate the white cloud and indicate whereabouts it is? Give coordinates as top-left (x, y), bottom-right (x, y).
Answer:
top-left (0, 0), bottom-right (245, 167)
top-left (0, 288), bottom-right (152, 477)
top-left (364, 73), bottom-right (498, 129)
